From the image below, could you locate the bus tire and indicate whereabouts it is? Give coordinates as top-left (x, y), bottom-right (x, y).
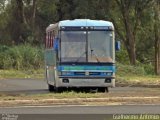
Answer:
top-left (54, 87), bottom-right (63, 93)
top-left (98, 87), bottom-right (109, 93)
top-left (48, 84), bottom-right (55, 92)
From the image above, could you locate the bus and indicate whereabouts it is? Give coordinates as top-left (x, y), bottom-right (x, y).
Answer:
top-left (45, 19), bottom-right (120, 92)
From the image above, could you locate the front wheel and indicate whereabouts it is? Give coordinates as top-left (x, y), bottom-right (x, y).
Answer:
top-left (54, 87), bottom-right (64, 93)
top-left (48, 84), bottom-right (55, 92)
top-left (98, 87), bottom-right (109, 93)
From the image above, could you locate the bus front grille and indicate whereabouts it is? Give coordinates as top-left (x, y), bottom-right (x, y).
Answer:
top-left (74, 72), bottom-right (85, 75)
top-left (74, 72), bottom-right (101, 76)
top-left (89, 72), bottom-right (101, 75)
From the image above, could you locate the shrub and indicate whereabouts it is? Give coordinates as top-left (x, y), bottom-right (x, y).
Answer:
top-left (116, 62), bottom-right (154, 76)
top-left (0, 44), bottom-right (44, 70)
top-left (143, 64), bottom-right (154, 75)
top-left (116, 46), bottom-right (130, 64)
top-left (116, 63), bottom-right (145, 76)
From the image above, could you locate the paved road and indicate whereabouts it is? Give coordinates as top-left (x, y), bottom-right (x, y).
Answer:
top-left (0, 105), bottom-right (160, 114)
top-left (0, 105), bottom-right (160, 120)
top-left (0, 79), bottom-right (158, 95)
top-left (0, 79), bottom-right (128, 94)
top-left (0, 79), bottom-right (48, 94)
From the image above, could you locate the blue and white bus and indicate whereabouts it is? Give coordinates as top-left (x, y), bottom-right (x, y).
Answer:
top-left (45, 19), bottom-right (120, 92)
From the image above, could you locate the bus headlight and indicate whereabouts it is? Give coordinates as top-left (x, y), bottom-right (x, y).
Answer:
top-left (105, 78), bottom-right (111, 83)
top-left (107, 72), bottom-right (112, 76)
top-left (61, 71), bottom-right (72, 76)
top-left (103, 72), bottom-right (112, 76)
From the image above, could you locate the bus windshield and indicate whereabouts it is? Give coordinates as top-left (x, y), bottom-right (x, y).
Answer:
top-left (61, 31), bottom-right (86, 62)
top-left (60, 31), bottom-right (113, 63)
top-left (88, 31), bottom-right (113, 63)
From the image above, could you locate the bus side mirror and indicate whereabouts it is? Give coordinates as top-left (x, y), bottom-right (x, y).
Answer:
top-left (115, 41), bottom-right (120, 51)
top-left (54, 38), bottom-right (59, 51)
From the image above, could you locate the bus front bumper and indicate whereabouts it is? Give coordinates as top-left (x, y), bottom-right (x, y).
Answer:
top-left (55, 77), bottom-right (115, 88)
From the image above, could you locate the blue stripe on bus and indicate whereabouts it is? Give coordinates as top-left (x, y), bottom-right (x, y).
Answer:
top-left (58, 65), bottom-right (115, 72)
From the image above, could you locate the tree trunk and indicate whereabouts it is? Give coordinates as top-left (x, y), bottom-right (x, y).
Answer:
top-left (121, 1), bottom-right (136, 65)
top-left (125, 21), bottom-right (136, 65)
top-left (155, 33), bottom-right (160, 75)
top-left (32, 0), bottom-right (36, 27)
top-left (158, 42), bottom-right (160, 75)
top-left (31, 0), bottom-right (37, 42)
top-left (154, 32), bottom-right (160, 75)
top-left (154, 0), bottom-right (160, 75)
top-left (127, 41), bottom-right (136, 65)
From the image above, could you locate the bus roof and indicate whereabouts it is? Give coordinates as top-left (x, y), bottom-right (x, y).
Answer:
top-left (59, 19), bottom-right (113, 27)
top-left (46, 19), bottom-right (114, 32)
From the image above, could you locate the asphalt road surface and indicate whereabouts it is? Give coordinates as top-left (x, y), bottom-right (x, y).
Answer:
top-left (0, 105), bottom-right (160, 114)
top-left (0, 79), bottom-right (48, 94)
top-left (0, 79), bottom-right (158, 95)
top-left (0, 105), bottom-right (160, 120)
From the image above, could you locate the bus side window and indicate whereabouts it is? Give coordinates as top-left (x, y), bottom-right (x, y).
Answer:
top-left (46, 32), bottom-right (49, 48)
top-left (52, 31), bottom-right (55, 48)
top-left (49, 32), bottom-right (51, 48)
top-left (45, 33), bottom-right (48, 48)
top-left (47, 32), bottom-right (49, 48)
top-left (50, 32), bottom-right (53, 48)
top-left (49, 31), bottom-right (55, 48)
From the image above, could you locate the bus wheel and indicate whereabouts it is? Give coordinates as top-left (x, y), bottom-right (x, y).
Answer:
top-left (90, 88), bottom-right (98, 93)
top-left (54, 87), bottom-right (63, 93)
top-left (98, 87), bottom-right (109, 93)
top-left (105, 87), bottom-right (109, 93)
top-left (48, 84), bottom-right (55, 92)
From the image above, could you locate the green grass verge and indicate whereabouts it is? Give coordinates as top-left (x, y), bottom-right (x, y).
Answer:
top-left (0, 69), bottom-right (44, 79)
top-left (116, 75), bottom-right (160, 86)
top-left (0, 87), bottom-right (160, 101)
top-left (0, 92), bottom-right (105, 101)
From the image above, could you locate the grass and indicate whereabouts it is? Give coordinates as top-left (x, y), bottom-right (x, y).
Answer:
top-left (116, 75), bottom-right (160, 87)
top-left (0, 69), bottom-right (44, 79)
top-left (115, 63), bottom-right (160, 86)
top-left (1, 87), bottom-right (160, 101)
top-left (0, 92), bottom-right (103, 101)
top-left (0, 88), bottom-right (160, 107)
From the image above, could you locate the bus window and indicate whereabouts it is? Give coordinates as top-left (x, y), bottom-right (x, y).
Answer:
top-left (60, 31), bottom-right (86, 62)
top-left (50, 32), bottom-right (53, 48)
top-left (45, 33), bottom-right (48, 48)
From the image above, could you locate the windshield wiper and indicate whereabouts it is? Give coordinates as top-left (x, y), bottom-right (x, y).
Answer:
top-left (75, 51), bottom-right (86, 63)
top-left (91, 49), bottom-right (100, 62)
top-left (74, 49), bottom-right (100, 63)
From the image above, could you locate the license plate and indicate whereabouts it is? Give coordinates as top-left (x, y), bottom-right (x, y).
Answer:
top-left (85, 71), bottom-right (89, 76)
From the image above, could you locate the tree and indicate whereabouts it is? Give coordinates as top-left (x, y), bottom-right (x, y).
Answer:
top-left (109, 0), bottom-right (152, 65)
top-left (0, 0), bottom-right (57, 45)
top-left (0, 0), bottom-right (11, 44)
top-left (154, 0), bottom-right (160, 75)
